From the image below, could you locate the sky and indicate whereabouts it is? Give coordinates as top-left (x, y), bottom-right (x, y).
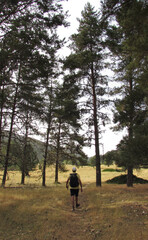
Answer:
top-left (57, 0), bottom-right (126, 157)
top-left (58, 0), bottom-right (101, 37)
top-left (58, 0), bottom-right (101, 56)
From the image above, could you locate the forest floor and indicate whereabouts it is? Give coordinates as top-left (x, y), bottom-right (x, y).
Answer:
top-left (0, 166), bottom-right (148, 240)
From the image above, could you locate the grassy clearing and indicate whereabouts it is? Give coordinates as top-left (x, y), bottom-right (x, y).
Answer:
top-left (0, 164), bottom-right (148, 187)
top-left (0, 165), bottom-right (148, 240)
top-left (0, 183), bottom-right (148, 240)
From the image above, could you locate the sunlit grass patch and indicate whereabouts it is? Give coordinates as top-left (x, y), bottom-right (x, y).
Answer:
top-left (0, 180), bottom-right (148, 239)
top-left (84, 184), bottom-right (148, 240)
top-left (0, 185), bottom-right (71, 240)
top-left (0, 164), bottom-right (148, 188)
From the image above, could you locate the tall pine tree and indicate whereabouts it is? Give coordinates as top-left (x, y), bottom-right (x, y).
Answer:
top-left (64, 3), bottom-right (109, 186)
top-left (101, 0), bottom-right (148, 186)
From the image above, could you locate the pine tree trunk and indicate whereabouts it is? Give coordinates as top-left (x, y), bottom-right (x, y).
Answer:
top-left (127, 77), bottom-right (134, 187)
top-left (0, 84), bottom-right (5, 162)
top-left (21, 118), bottom-right (28, 185)
top-left (2, 65), bottom-right (21, 187)
top-left (55, 120), bottom-right (61, 183)
top-left (91, 64), bottom-right (101, 187)
top-left (42, 87), bottom-right (53, 187)
top-left (0, 58), bottom-right (5, 158)
top-left (21, 146), bottom-right (26, 185)
top-left (42, 127), bottom-right (49, 187)
top-left (21, 171), bottom-right (25, 185)
top-left (55, 154), bottom-right (59, 183)
top-left (127, 167), bottom-right (133, 187)
top-left (42, 121), bottom-right (51, 187)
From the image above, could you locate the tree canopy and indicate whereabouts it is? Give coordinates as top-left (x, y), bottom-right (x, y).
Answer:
top-left (0, 0), bottom-right (147, 187)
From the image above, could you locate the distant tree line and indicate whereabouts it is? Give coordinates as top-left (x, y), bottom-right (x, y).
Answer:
top-left (0, 0), bottom-right (148, 187)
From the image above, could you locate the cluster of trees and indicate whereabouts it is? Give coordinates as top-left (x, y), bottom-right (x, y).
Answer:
top-left (0, 0), bottom-right (87, 187)
top-left (0, 0), bottom-right (147, 187)
top-left (103, 0), bottom-right (148, 186)
top-left (64, 0), bottom-right (148, 186)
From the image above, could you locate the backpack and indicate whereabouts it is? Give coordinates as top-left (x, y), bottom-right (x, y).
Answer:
top-left (70, 173), bottom-right (79, 187)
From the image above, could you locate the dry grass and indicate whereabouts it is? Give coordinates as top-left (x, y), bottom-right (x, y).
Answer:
top-left (0, 164), bottom-right (148, 187)
top-left (0, 165), bottom-right (148, 240)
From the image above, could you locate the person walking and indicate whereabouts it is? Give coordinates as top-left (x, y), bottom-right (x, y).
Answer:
top-left (66, 167), bottom-right (83, 211)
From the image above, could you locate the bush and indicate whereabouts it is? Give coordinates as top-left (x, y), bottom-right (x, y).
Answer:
top-left (106, 174), bottom-right (148, 184)
top-left (102, 168), bottom-right (123, 172)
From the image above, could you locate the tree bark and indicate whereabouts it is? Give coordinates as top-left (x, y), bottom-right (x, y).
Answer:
top-left (127, 167), bottom-right (133, 187)
top-left (0, 85), bottom-right (5, 159)
top-left (127, 76), bottom-right (134, 187)
top-left (91, 64), bottom-right (101, 187)
top-left (21, 171), bottom-right (25, 185)
top-left (42, 110), bottom-right (52, 186)
top-left (42, 81), bottom-right (53, 187)
top-left (21, 115), bottom-right (29, 184)
top-left (55, 119), bottom-right (61, 183)
top-left (42, 123), bottom-right (50, 187)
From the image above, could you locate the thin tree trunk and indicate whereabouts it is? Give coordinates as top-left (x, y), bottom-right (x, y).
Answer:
top-left (55, 119), bottom-right (61, 183)
top-left (2, 65), bottom-right (21, 187)
top-left (0, 47), bottom-right (6, 157)
top-left (42, 123), bottom-right (50, 187)
top-left (21, 116), bottom-right (29, 184)
top-left (42, 82), bottom-right (53, 187)
top-left (127, 76), bottom-right (134, 187)
top-left (21, 171), bottom-right (25, 185)
top-left (42, 109), bottom-right (52, 187)
top-left (91, 64), bottom-right (101, 187)
top-left (127, 167), bottom-right (133, 187)
top-left (0, 85), bottom-right (5, 159)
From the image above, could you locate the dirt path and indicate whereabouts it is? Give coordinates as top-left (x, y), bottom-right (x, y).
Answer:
top-left (51, 183), bottom-right (148, 240)
top-left (51, 184), bottom-right (100, 240)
